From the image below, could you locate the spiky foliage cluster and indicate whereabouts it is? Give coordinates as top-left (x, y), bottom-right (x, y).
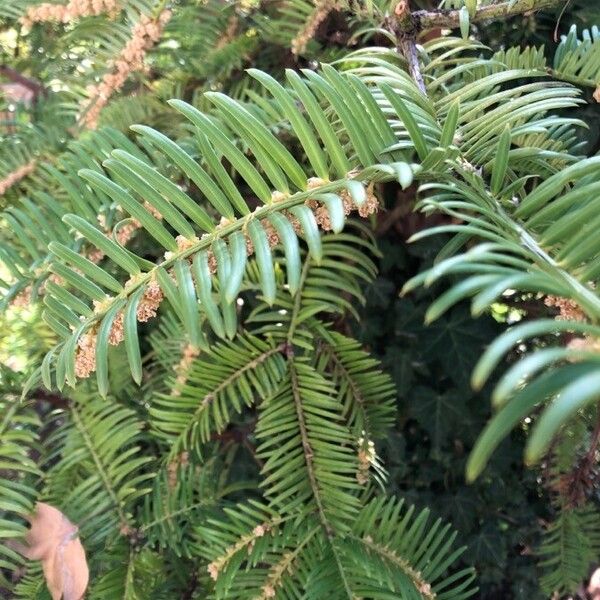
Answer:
top-left (2, 0), bottom-right (600, 598)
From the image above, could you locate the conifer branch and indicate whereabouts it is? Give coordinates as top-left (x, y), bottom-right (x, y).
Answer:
top-left (289, 360), bottom-right (354, 599)
top-left (71, 404), bottom-right (132, 531)
top-left (289, 362), bottom-right (329, 533)
top-left (352, 535), bottom-right (436, 600)
top-left (321, 342), bottom-right (371, 431)
top-left (0, 65), bottom-right (46, 99)
top-left (257, 526), bottom-right (319, 599)
top-left (412, 0), bottom-right (564, 30)
top-left (140, 499), bottom-right (214, 532)
top-left (392, 0), bottom-right (564, 92)
top-left (200, 343), bottom-right (286, 408)
top-left (5, 1), bottom-right (593, 595)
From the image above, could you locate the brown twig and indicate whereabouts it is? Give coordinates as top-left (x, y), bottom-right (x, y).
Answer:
top-left (390, 1), bottom-right (426, 94)
top-left (211, 421), bottom-right (264, 469)
top-left (0, 65), bottom-right (46, 100)
top-left (390, 0), bottom-right (564, 92)
top-left (411, 0), bottom-right (564, 30)
top-left (584, 405), bottom-right (600, 465)
top-left (375, 186), bottom-right (416, 236)
top-left (550, 403), bottom-right (600, 508)
top-left (28, 388), bottom-right (69, 408)
top-left (181, 570), bottom-right (199, 600)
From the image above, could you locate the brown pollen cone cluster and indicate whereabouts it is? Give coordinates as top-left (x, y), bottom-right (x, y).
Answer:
top-left (170, 343), bottom-right (201, 397)
top-left (9, 272), bottom-right (63, 309)
top-left (89, 202), bottom-right (162, 264)
top-left (74, 331), bottom-right (97, 379)
top-left (80, 9), bottom-right (172, 129)
top-left (544, 294), bottom-right (600, 355)
top-left (9, 286), bottom-right (34, 309)
top-left (0, 160), bottom-right (36, 195)
top-left (291, 0), bottom-right (338, 56)
top-left (20, 0), bottom-right (120, 28)
top-left (544, 295), bottom-right (587, 322)
top-left (74, 276), bottom-right (163, 378)
top-left (306, 178), bottom-right (379, 231)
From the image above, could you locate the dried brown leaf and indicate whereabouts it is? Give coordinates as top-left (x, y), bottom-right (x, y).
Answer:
top-left (18, 503), bottom-right (89, 600)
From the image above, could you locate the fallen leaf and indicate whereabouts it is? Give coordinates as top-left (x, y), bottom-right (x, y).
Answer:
top-left (589, 567), bottom-right (600, 599)
top-left (395, 0), bottom-right (410, 18)
top-left (17, 503), bottom-right (88, 600)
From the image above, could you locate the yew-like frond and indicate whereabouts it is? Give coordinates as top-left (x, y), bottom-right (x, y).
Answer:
top-left (539, 503), bottom-right (600, 596)
top-left (195, 494), bottom-right (476, 599)
top-left (553, 25), bottom-right (600, 90)
top-left (247, 227), bottom-right (379, 346)
top-left (5, 2), bottom-right (596, 597)
top-left (256, 358), bottom-right (360, 527)
top-left (341, 496), bottom-right (476, 600)
top-left (42, 395), bottom-right (153, 546)
top-left (89, 543), bottom-right (171, 600)
top-left (0, 398), bottom-right (40, 575)
top-left (139, 458), bottom-right (224, 558)
top-left (404, 155), bottom-right (600, 476)
top-left (150, 334), bottom-right (287, 456)
top-left (369, 42), bottom-right (600, 477)
top-left (38, 65), bottom-right (416, 394)
top-left (0, 126), bottom-right (160, 308)
top-left (317, 331), bottom-right (397, 440)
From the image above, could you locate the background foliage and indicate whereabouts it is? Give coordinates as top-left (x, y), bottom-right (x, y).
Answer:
top-left (1, 0), bottom-right (600, 599)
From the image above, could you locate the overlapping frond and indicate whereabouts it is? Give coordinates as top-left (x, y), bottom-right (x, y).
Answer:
top-left (159, 0), bottom-right (255, 88)
top-left (256, 358), bottom-right (360, 527)
top-left (89, 543), bottom-right (171, 600)
top-left (139, 456), bottom-right (225, 557)
top-left (256, 0), bottom-right (337, 57)
top-left (195, 501), bottom-right (290, 598)
top-left (0, 125), bottom-right (164, 308)
top-left (195, 494), bottom-right (476, 599)
top-left (0, 123), bottom-right (64, 206)
top-left (347, 34), bottom-right (600, 480)
top-left (345, 44), bottom-right (584, 172)
top-left (317, 331), bottom-right (397, 439)
top-left (247, 227), bottom-right (379, 346)
top-left (403, 151), bottom-right (600, 476)
top-left (0, 398), bottom-right (40, 575)
top-left (42, 394), bottom-right (153, 546)
top-left (341, 496), bottom-right (476, 600)
top-left (553, 25), bottom-right (600, 90)
top-left (539, 503), bottom-right (600, 596)
top-left (37, 65), bottom-right (417, 394)
top-left (150, 334), bottom-right (287, 456)
top-left (451, 25), bottom-right (600, 92)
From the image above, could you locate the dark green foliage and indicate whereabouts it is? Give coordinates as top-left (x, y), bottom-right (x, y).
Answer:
top-left (2, 1), bottom-right (600, 599)
top-left (359, 231), bottom-right (548, 599)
